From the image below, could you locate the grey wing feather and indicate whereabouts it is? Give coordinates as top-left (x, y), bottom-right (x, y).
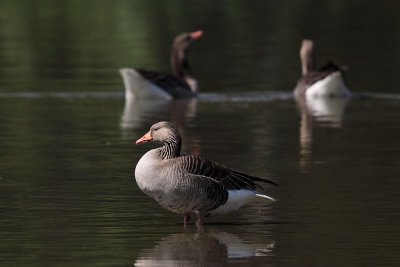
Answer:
top-left (178, 155), bottom-right (279, 190)
top-left (171, 155), bottom-right (278, 214)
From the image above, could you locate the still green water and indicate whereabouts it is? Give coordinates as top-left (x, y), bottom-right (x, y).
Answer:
top-left (1, 1), bottom-right (400, 266)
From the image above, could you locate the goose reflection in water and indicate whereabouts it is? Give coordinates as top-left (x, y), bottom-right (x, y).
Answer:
top-left (296, 95), bottom-right (350, 167)
top-left (293, 38), bottom-right (352, 167)
top-left (120, 97), bottom-right (197, 139)
top-left (134, 227), bottom-right (275, 267)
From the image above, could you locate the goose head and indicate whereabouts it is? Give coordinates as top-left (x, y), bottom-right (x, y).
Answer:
top-left (171, 30), bottom-right (203, 78)
top-left (136, 121), bottom-right (181, 145)
top-left (173, 30), bottom-right (203, 54)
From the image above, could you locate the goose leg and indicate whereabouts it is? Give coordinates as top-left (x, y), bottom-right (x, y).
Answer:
top-left (184, 214), bottom-right (191, 224)
top-left (194, 210), bottom-right (204, 227)
top-left (195, 218), bottom-right (204, 227)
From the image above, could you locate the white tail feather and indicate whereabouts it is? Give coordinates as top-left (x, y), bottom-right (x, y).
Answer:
top-left (255, 194), bottom-right (276, 202)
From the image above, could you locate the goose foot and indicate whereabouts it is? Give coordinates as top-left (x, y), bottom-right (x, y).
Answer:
top-left (194, 210), bottom-right (204, 227)
top-left (184, 214), bottom-right (191, 225)
top-left (195, 219), bottom-right (204, 228)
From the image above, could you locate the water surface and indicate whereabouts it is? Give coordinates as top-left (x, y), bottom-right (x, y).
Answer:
top-left (1, 1), bottom-right (400, 266)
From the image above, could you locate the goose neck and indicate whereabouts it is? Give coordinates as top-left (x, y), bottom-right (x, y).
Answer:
top-left (159, 135), bottom-right (182, 159)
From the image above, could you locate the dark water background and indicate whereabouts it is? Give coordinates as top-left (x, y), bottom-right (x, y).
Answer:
top-left (1, 1), bottom-right (400, 266)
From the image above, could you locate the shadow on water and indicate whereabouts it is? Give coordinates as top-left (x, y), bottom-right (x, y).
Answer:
top-left (134, 226), bottom-right (275, 267)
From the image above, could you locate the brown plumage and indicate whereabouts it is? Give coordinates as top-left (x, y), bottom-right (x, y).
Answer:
top-left (120, 31), bottom-right (202, 99)
top-left (294, 39), bottom-right (350, 97)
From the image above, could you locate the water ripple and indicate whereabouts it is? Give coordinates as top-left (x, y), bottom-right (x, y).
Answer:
top-left (1, 91), bottom-right (400, 102)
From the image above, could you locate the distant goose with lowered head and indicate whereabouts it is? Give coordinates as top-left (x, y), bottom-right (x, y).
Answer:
top-left (120, 31), bottom-right (203, 100)
top-left (134, 121), bottom-right (278, 226)
top-left (294, 39), bottom-right (351, 98)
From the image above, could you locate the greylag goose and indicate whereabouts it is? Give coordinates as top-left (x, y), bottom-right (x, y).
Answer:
top-left (120, 31), bottom-right (202, 100)
top-left (135, 121), bottom-right (278, 226)
top-left (294, 39), bottom-right (351, 98)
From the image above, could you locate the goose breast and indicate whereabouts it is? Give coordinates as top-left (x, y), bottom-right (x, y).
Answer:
top-left (135, 152), bottom-right (228, 215)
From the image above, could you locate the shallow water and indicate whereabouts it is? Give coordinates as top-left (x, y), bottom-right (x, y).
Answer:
top-left (1, 1), bottom-right (400, 266)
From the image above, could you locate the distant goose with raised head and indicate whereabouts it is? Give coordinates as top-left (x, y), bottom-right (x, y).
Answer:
top-left (120, 31), bottom-right (203, 100)
top-left (294, 39), bottom-right (351, 98)
top-left (134, 121), bottom-right (278, 226)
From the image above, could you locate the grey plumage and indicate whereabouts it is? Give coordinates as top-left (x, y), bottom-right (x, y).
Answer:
top-left (135, 122), bottom-right (278, 223)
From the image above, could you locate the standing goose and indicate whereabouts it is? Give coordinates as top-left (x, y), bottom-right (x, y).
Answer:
top-left (134, 121), bottom-right (278, 226)
top-left (294, 39), bottom-right (351, 98)
top-left (120, 31), bottom-right (203, 100)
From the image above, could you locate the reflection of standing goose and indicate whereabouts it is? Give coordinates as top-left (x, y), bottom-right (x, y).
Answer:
top-left (134, 122), bottom-right (278, 226)
top-left (294, 39), bottom-right (351, 98)
top-left (296, 95), bottom-right (349, 127)
top-left (134, 229), bottom-right (275, 266)
top-left (120, 98), bottom-right (197, 131)
top-left (120, 31), bottom-right (202, 100)
top-left (297, 96), bottom-right (350, 168)
top-left (294, 39), bottom-right (351, 167)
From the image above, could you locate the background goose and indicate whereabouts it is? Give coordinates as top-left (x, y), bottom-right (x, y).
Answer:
top-left (294, 39), bottom-right (351, 98)
top-left (120, 31), bottom-right (202, 100)
top-left (134, 121), bottom-right (278, 226)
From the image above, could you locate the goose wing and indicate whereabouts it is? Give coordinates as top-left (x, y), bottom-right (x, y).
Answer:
top-left (301, 61), bottom-right (342, 87)
top-left (177, 155), bottom-right (278, 190)
top-left (136, 69), bottom-right (192, 97)
top-left (168, 155), bottom-right (277, 214)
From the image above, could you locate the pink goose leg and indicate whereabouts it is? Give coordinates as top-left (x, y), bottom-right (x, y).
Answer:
top-left (195, 219), bottom-right (204, 227)
top-left (194, 211), bottom-right (203, 227)
top-left (184, 214), bottom-right (191, 225)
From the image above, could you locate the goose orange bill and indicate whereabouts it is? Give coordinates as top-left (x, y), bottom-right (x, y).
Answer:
top-left (136, 131), bottom-right (152, 145)
top-left (190, 30), bottom-right (203, 39)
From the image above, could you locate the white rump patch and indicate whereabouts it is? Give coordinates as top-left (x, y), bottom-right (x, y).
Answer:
top-left (255, 193), bottom-right (276, 201)
top-left (210, 189), bottom-right (275, 216)
top-left (119, 68), bottom-right (172, 100)
top-left (306, 72), bottom-right (351, 98)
